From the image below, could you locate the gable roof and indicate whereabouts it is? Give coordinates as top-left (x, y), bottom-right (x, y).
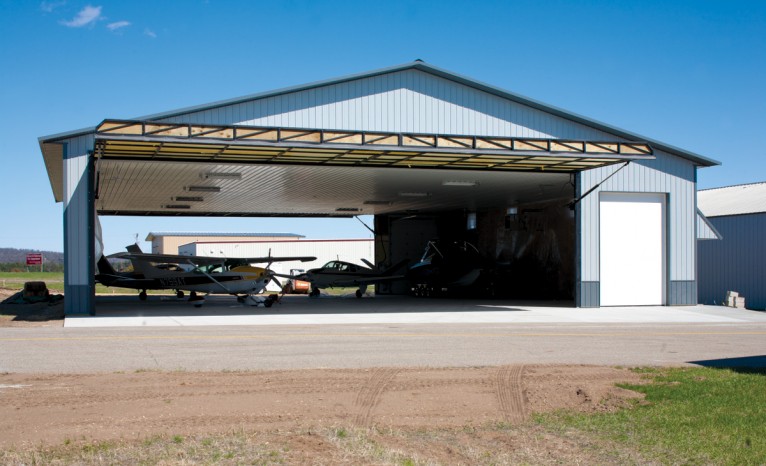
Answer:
top-left (698, 182), bottom-right (766, 217)
top-left (39, 60), bottom-right (719, 168)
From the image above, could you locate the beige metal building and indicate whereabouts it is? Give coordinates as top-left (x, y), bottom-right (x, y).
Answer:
top-left (146, 232), bottom-right (303, 254)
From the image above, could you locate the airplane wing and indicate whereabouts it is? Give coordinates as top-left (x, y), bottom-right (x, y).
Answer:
top-left (238, 256), bottom-right (317, 264)
top-left (109, 252), bottom-right (226, 266)
top-left (109, 252), bottom-right (316, 266)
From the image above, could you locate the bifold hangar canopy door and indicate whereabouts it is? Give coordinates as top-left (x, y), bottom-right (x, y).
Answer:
top-left (599, 192), bottom-right (666, 306)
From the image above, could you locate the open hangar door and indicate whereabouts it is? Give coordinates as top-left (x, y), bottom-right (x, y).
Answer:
top-left (374, 171), bottom-right (577, 299)
top-left (42, 118), bottom-right (654, 314)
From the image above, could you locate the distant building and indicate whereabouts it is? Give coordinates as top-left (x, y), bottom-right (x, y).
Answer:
top-left (145, 232), bottom-right (303, 254)
top-left (698, 182), bottom-right (766, 309)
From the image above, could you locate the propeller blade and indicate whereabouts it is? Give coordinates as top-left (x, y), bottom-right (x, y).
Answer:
top-left (264, 270), bottom-right (283, 290)
top-left (271, 275), bottom-right (283, 290)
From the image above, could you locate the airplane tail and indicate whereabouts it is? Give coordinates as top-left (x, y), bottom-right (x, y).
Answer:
top-left (125, 244), bottom-right (152, 276)
top-left (97, 255), bottom-right (117, 275)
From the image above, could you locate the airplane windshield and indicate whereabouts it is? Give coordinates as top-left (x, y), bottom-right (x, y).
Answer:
top-left (194, 263), bottom-right (227, 274)
top-left (323, 261), bottom-right (350, 271)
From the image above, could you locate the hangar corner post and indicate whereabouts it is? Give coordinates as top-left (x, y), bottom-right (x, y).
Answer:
top-left (63, 140), bottom-right (96, 316)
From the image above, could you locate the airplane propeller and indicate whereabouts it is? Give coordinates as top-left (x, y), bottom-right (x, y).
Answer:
top-left (265, 270), bottom-right (284, 290)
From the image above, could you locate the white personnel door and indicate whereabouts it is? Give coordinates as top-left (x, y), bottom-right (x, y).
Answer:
top-left (600, 193), bottom-right (666, 306)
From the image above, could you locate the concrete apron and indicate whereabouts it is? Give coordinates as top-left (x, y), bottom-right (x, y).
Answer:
top-left (64, 295), bottom-right (766, 328)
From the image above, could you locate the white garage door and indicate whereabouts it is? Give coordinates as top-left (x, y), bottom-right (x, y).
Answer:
top-left (600, 193), bottom-right (666, 306)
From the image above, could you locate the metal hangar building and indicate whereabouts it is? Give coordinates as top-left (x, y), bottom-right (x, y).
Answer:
top-left (697, 182), bottom-right (766, 309)
top-left (39, 61), bottom-right (719, 315)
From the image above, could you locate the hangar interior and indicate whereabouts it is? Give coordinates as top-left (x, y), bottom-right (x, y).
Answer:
top-left (39, 61), bottom-right (717, 315)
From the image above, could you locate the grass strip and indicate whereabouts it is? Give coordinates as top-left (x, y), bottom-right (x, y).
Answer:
top-left (537, 366), bottom-right (766, 465)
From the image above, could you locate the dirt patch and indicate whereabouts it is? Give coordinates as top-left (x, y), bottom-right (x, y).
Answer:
top-left (0, 365), bottom-right (644, 461)
top-left (0, 287), bottom-right (64, 327)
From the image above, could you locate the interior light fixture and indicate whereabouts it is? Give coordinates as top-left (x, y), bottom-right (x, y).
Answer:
top-left (442, 180), bottom-right (478, 187)
top-left (163, 204), bottom-right (191, 209)
top-left (201, 172), bottom-right (242, 180)
top-left (398, 192), bottom-right (431, 197)
top-left (173, 196), bottom-right (203, 202)
top-left (186, 186), bottom-right (221, 192)
top-left (363, 200), bottom-right (393, 205)
top-left (336, 207), bottom-right (361, 212)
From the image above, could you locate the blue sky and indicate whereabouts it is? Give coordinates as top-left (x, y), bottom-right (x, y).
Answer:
top-left (1, 0), bottom-right (764, 253)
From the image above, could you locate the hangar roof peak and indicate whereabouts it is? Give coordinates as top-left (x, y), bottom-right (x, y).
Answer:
top-left (40, 61), bottom-right (718, 168)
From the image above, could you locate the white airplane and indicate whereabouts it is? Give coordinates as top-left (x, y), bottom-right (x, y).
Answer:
top-left (99, 245), bottom-right (316, 307)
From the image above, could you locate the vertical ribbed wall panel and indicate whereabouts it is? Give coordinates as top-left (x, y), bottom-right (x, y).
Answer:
top-left (579, 150), bottom-right (697, 284)
top-left (158, 70), bottom-right (620, 140)
top-left (697, 214), bottom-right (720, 239)
top-left (63, 134), bottom-right (95, 315)
top-left (63, 134), bottom-right (94, 284)
top-left (698, 214), bottom-right (766, 309)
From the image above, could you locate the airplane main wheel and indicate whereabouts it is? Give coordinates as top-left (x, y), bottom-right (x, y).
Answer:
top-left (139, 291), bottom-right (147, 301)
top-left (355, 289), bottom-right (363, 298)
top-left (310, 288), bottom-right (320, 297)
top-left (176, 290), bottom-right (184, 299)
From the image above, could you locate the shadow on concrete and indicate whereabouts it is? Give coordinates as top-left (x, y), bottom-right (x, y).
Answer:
top-left (689, 355), bottom-right (766, 372)
top-left (91, 294), bottom-right (566, 318)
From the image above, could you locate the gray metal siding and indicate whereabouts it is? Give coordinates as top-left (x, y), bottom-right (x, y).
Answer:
top-left (669, 281), bottom-right (697, 306)
top-left (697, 211), bottom-right (721, 240)
top-left (577, 282), bottom-right (600, 307)
top-left (698, 213), bottom-right (766, 309)
top-left (579, 149), bottom-right (697, 285)
top-left (158, 70), bottom-right (621, 140)
top-left (63, 134), bottom-right (95, 315)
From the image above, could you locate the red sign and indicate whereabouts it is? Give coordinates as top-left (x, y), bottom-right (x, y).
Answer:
top-left (26, 254), bottom-right (43, 265)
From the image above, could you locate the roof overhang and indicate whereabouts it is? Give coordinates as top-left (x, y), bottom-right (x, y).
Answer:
top-left (44, 119), bottom-right (656, 217)
top-left (93, 119), bottom-right (653, 173)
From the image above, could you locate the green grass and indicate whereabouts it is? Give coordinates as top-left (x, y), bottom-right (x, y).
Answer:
top-left (0, 271), bottom-right (64, 287)
top-left (537, 366), bottom-right (766, 465)
top-left (0, 271), bottom-right (176, 296)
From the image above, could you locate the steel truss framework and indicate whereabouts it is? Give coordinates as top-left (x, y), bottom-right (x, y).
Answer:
top-left (93, 119), bottom-right (654, 172)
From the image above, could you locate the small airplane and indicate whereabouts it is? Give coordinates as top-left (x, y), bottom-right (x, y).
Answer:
top-left (407, 240), bottom-right (489, 297)
top-left (278, 259), bottom-right (409, 298)
top-left (97, 244), bottom-right (316, 307)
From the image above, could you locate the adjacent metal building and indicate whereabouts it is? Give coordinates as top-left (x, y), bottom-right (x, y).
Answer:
top-left (38, 61), bottom-right (720, 315)
top-left (145, 232), bottom-right (303, 254)
top-left (698, 182), bottom-right (766, 309)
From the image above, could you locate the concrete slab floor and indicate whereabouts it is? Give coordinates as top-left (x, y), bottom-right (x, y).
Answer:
top-left (64, 294), bottom-right (766, 328)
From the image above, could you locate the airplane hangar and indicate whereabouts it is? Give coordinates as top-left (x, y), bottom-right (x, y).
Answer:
top-left (39, 61), bottom-right (719, 316)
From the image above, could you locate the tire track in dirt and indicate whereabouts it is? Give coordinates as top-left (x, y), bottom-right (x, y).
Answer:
top-left (353, 368), bottom-right (401, 427)
top-left (494, 365), bottom-right (526, 423)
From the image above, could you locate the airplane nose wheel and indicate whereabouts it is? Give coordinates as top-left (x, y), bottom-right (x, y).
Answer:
top-left (139, 290), bottom-right (147, 301)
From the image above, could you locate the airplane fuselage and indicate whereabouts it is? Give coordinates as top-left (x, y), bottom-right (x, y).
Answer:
top-left (144, 266), bottom-right (271, 296)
